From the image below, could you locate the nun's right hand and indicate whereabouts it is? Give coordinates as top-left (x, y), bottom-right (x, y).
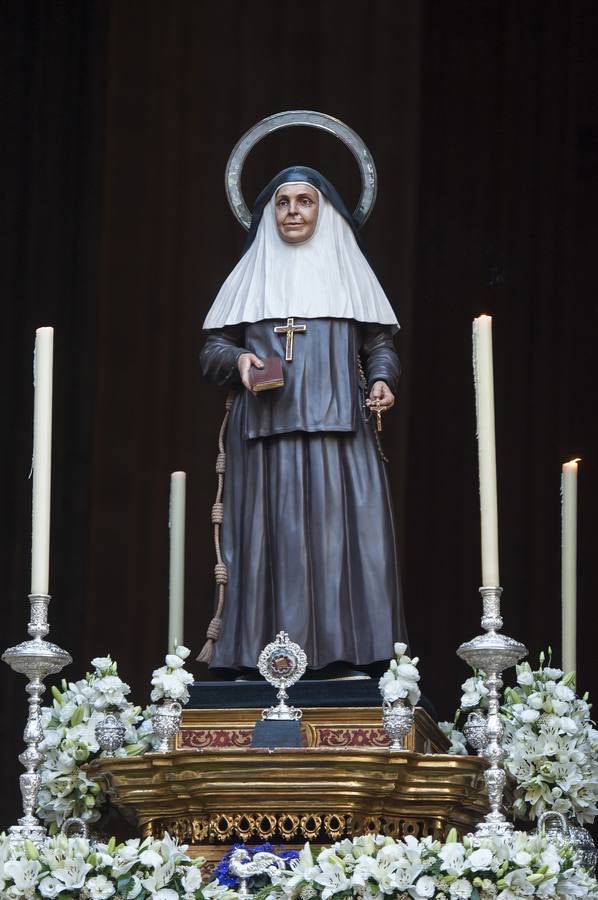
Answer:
top-left (238, 353), bottom-right (264, 392)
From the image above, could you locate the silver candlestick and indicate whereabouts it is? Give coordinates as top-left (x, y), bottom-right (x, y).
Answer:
top-left (457, 585), bottom-right (527, 838)
top-left (2, 593), bottom-right (72, 842)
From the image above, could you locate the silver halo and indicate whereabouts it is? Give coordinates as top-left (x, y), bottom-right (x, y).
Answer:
top-left (225, 110), bottom-right (377, 231)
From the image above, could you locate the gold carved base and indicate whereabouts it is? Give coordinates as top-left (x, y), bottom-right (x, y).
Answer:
top-left (88, 707), bottom-right (490, 860)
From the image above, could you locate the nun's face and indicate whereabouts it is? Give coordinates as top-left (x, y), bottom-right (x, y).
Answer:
top-left (274, 183), bottom-right (319, 243)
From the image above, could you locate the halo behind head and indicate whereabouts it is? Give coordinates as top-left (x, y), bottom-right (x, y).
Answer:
top-left (225, 110), bottom-right (377, 231)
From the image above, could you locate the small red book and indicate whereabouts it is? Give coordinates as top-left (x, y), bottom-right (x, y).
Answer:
top-left (248, 357), bottom-right (285, 392)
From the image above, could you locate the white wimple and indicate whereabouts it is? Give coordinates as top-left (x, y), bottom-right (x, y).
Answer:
top-left (203, 189), bottom-right (399, 330)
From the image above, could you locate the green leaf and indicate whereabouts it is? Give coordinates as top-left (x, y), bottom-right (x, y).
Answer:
top-left (117, 874), bottom-right (134, 894)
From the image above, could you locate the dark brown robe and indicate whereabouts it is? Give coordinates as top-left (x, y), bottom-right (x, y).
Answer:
top-left (200, 317), bottom-right (408, 670)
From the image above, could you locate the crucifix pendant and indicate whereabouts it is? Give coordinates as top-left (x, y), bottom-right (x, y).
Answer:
top-left (273, 317), bottom-right (307, 362)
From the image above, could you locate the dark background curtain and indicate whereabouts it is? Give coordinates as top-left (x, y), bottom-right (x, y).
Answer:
top-left (1, 0), bottom-right (597, 829)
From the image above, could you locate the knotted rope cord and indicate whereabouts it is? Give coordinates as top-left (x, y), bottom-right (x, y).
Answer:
top-left (197, 391), bottom-right (234, 664)
top-left (357, 354), bottom-right (389, 464)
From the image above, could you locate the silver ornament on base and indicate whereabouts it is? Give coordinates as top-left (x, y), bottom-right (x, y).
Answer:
top-left (382, 698), bottom-right (414, 751)
top-left (151, 699), bottom-right (182, 753)
top-left (95, 712), bottom-right (126, 757)
top-left (463, 710), bottom-right (488, 755)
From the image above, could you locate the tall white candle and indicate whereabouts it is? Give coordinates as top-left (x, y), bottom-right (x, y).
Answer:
top-left (561, 458), bottom-right (580, 673)
top-left (168, 471), bottom-right (186, 651)
top-left (472, 315), bottom-right (500, 587)
top-left (31, 327), bottom-right (54, 595)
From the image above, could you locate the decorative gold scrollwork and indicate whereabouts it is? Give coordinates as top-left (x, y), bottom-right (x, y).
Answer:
top-left (145, 809), bottom-right (451, 847)
top-left (382, 818), bottom-right (400, 838)
top-left (233, 813), bottom-right (256, 841)
top-left (300, 814), bottom-right (322, 841)
top-left (278, 814), bottom-right (300, 839)
top-left (210, 814), bottom-right (235, 842)
top-left (360, 816), bottom-right (383, 835)
top-left (323, 814), bottom-right (346, 841)
top-left (256, 813), bottom-right (277, 840)
top-left (192, 818), bottom-right (210, 843)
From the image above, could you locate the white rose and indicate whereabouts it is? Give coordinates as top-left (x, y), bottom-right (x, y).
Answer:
top-left (85, 874), bottom-right (116, 899)
top-left (91, 657), bottom-right (113, 673)
top-left (397, 663), bottom-right (420, 680)
top-left (462, 689), bottom-right (486, 709)
top-left (467, 847), bottom-right (493, 871)
top-left (165, 654), bottom-right (184, 669)
top-left (526, 693), bottom-right (544, 710)
top-left (555, 683), bottom-right (575, 702)
top-left (139, 848), bottom-right (163, 868)
top-left (519, 708), bottom-right (540, 723)
top-left (382, 680), bottom-right (404, 702)
top-left (38, 875), bottom-right (64, 898)
top-left (517, 670), bottom-right (534, 686)
top-left (413, 875), bottom-right (436, 897)
top-left (394, 642), bottom-right (408, 657)
top-left (543, 667), bottom-right (564, 679)
top-left (175, 645), bottom-right (191, 660)
top-left (378, 672), bottom-right (395, 692)
top-left (559, 717), bottom-right (578, 735)
top-left (448, 878), bottom-right (473, 898)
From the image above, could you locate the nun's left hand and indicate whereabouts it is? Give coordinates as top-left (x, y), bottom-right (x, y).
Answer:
top-left (366, 380), bottom-right (395, 410)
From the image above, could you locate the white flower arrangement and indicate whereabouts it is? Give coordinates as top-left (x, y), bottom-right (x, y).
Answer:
top-left (378, 642), bottom-right (421, 706)
top-left (439, 652), bottom-right (598, 825)
top-left (0, 831), bottom-right (211, 900)
top-left (37, 647), bottom-right (195, 830)
top-left (150, 645), bottom-right (195, 706)
top-left (503, 656), bottom-right (598, 824)
top-left (37, 657), bottom-right (150, 832)
top-left (266, 829), bottom-right (598, 900)
top-left (2, 826), bottom-right (596, 900)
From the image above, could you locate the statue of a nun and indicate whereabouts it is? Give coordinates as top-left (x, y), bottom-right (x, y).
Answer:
top-left (198, 115), bottom-right (408, 674)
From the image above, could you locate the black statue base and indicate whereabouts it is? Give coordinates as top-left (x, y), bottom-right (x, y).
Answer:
top-left (187, 678), bottom-right (437, 721)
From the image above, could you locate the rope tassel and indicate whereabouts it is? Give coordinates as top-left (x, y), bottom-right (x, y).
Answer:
top-left (197, 392), bottom-right (233, 665)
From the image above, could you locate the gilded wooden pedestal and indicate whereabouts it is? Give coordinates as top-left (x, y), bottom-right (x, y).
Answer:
top-left (88, 707), bottom-right (489, 861)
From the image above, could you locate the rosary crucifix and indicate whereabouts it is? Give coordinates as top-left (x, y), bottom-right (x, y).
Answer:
top-left (273, 317), bottom-right (306, 361)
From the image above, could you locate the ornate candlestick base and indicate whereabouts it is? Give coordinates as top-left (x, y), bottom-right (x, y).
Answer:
top-left (457, 587), bottom-right (527, 837)
top-left (2, 593), bottom-right (72, 842)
